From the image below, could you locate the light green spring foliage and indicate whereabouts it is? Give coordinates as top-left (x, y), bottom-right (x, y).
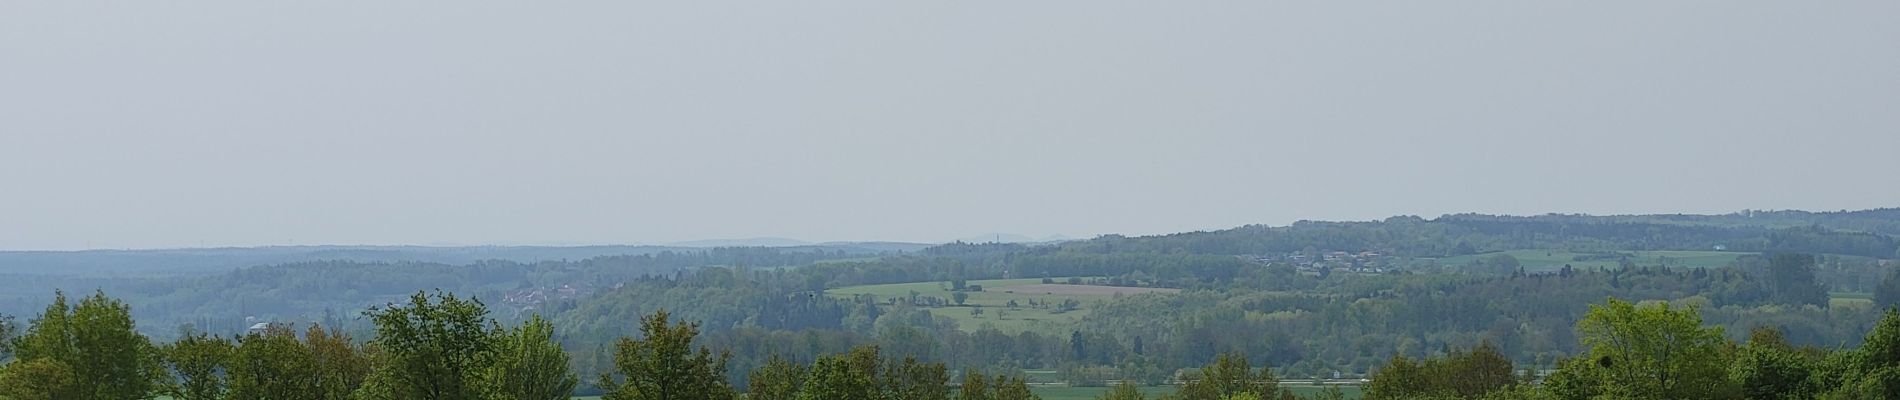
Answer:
top-left (598, 310), bottom-right (738, 400)
top-left (1728, 327), bottom-right (1818, 400)
top-left (1572, 298), bottom-right (1737, 400)
top-left (0, 289), bottom-right (573, 400)
top-left (0, 290), bottom-right (163, 400)
top-left (1814, 308), bottom-right (1900, 399)
top-left (777, 345), bottom-right (953, 400)
top-left (361, 290), bottom-right (496, 400)
top-left (485, 314), bottom-right (579, 400)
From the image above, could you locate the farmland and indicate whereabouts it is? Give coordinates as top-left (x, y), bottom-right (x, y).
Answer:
top-left (1832, 291), bottom-right (1875, 308)
top-left (828, 278), bottom-right (1179, 334)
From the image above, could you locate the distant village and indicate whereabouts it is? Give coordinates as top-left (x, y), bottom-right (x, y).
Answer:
top-left (1250, 250), bottom-right (1394, 274)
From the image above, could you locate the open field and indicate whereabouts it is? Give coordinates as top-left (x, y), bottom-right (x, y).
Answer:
top-left (1429, 249), bottom-right (1747, 272)
top-left (1832, 291), bottom-right (1875, 308)
top-left (829, 278), bottom-right (1178, 334)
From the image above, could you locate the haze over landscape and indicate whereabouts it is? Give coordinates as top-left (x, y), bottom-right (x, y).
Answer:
top-left (7, 2), bottom-right (1900, 400)
top-left (5, 1), bottom-right (1898, 250)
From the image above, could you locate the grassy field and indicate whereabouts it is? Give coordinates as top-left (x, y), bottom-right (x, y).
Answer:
top-left (1429, 249), bottom-right (1746, 272)
top-left (1832, 291), bottom-right (1875, 308)
top-left (828, 278), bottom-right (1179, 334)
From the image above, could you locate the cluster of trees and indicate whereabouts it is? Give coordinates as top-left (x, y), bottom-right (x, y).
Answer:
top-left (0, 290), bottom-right (577, 400)
top-left (0, 289), bottom-right (1045, 400)
top-left (1071, 254), bottom-right (1886, 378)
top-left (1354, 298), bottom-right (1900, 400)
top-left (744, 346), bottom-right (1038, 400)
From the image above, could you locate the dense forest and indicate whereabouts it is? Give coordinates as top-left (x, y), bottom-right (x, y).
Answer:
top-left (3, 209), bottom-right (1900, 398)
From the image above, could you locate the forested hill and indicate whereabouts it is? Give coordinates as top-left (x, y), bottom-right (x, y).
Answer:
top-left (0, 242), bottom-right (929, 277)
top-left (1049, 209), bottom-right (1900, 259)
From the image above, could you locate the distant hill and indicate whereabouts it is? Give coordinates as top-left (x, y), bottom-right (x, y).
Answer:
top-left (0, 242), bottom-right (928, 277)
top-left (670, 237), bottom-right (813, 247)
top-left (951, 233), bottom-right (1077, 244)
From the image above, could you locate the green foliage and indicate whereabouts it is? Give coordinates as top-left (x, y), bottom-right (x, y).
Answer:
top-left (959, 371), bottom-right (992, 400)
top-left (484, 314), bottom-right (579, 400)
top-left (1816, 309), bottom-right (1900, 399)
top-left (228, 325), bottom-right (318, 400)
top-left (1765, 253), bottom-right (1830, 307)
top-left (1306, 386), bottom-right (1348, 400)
top-left (4, 290), bottom-right (163, 400)
top-left (991, 374), bottom-right (1040, 400)
top-left (362, 290), bottom-right (496, 400)
top-left (1568, 298), bottom-right (1737, 399)
top-left (1098, 381), bottom-right (1146, 400)
top-left (0, 357), bottom-right (80, 400)
top-left (1364, 342), bottom-right (1515, 400)
top-left (747, 354), bottom-right (808, 400)
top-left (794, 346), bottom-right (880, 400)
top-left (205, 324), bottom-right (367, 400)
top-left (1730, 339), bottom-right (1817, 400)
top-left (1178, 352), bottom-right (1281, 400)
top-left (0, 314), bottom-right (13, 358)
top-left (160, 330), bottom-right (233, 400)
top-left (598, 310), bottom-right (737, 400)
top-left (304, 325), bottom-right (371, 400)
top-left (1876, 268), bottom-right (1900, 310)
top-left (884, 355), bottom-right (952, 400)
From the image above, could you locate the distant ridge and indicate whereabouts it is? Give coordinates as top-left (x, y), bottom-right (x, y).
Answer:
top-left (0, 242), bottom-right (933, 277)
top-left (669, 237), bottom-right (812, 247)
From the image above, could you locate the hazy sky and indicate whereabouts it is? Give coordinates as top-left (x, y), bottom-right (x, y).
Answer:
top-left (3, 1), bottom-right (1897, 250)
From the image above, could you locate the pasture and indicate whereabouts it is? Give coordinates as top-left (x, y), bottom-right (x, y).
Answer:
top-left (828, 278), bottom-right (1178, 334)
top-left (1832, 291), bottom-right (1875, 308)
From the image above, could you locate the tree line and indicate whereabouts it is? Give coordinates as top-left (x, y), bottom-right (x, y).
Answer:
top-left (16, 289), bottom-right (1900, 399)
top-left (0, 289), bottom-right (1041, 400)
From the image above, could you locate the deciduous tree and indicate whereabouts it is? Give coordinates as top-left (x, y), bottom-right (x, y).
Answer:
top-left (484, 314), bottom-right (579, 400)
top-left (598, 310), bottom-right (736, 400)
top-left (362, 290), bottom-right (495, 400)
top-left (161, 331), bottom-right (233, 400)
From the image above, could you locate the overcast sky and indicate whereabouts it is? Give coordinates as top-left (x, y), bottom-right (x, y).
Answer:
top-left (2, 1), bottom-right (1897, 250)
